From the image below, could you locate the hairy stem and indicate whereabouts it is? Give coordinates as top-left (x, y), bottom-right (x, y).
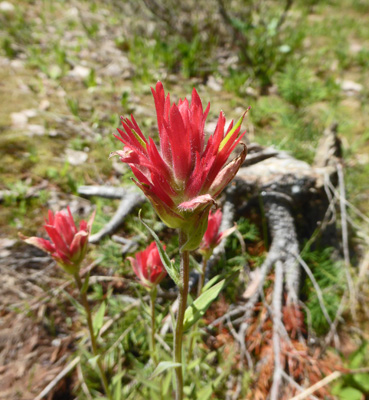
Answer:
top-left (150, 286), bottom-right (158, 365)
top-left (187, 256), bottom-right (210, 362)
top-left (74, 273), bottom-right (112, 399)
top-left (173, 230), bottom-right (190, 400)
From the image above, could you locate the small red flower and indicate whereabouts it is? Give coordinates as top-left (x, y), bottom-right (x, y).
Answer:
top-left (128, 242), bottom-right (167, 288)
top-left (20, 207), bottom-right (95, 274)
top-left (111, 82), bottom-right (248, 250)
top-left (200, 209), bottom-right (223, 252)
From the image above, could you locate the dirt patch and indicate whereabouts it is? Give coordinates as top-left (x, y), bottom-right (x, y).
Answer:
top-left (0, 312), bottom-right (75, 400)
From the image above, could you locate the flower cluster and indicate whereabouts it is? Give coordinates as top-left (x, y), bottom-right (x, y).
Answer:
top-left (20, 207), bottom-right (94, 274)
top-left (128, 242), bottom-right (167, 288)
top-left (111, 81), bottom-right (247, 250)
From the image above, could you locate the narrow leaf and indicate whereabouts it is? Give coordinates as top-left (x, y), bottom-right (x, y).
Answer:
top-left (183, 279), bottom-right (226, 331)
top-left (202, 274), bottom-right (221, 293)
top-left (88, 354), bottom-right (100, 369)
top-left (93, 302), bottom-right (106, 336)
top-left (139, 210), bottom-right (180, 285)
top-left (80, 272), bottom-right (90, 295)
top-left (151, 361), bottom-right (182, 379)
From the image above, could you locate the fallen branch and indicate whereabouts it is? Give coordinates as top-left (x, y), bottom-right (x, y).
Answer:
top-left (78, 185), bottom-right (128, 199)
top-left (89, 190), bottom-right (146, 243)
top-left (289, 371), bottom-right (341, 400)
top-left (34, 356), bottom-right (80, 400)
top-left (270, 260), bottom-right (284, 400)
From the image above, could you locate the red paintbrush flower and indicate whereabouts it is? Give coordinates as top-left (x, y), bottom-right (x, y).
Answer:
top-left (199, 208), bottom-right (236, 258)
top-left (128, 242), bottom-right (167, 288)
top-left (20, 207), bottom-right (95, 274)
top-left (111, 81), bottom-right (247, 250)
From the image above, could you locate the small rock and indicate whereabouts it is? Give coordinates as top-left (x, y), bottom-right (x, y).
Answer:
top-left (10, 60), bottom-right (24, 69)
top-left (66, 7), bottom-right (78, 18)
top-left (245, 86), bottom-right (258, 98)
top-left (69, 65), bottom-right (91, 79)
top-left (207, 75), bottom-right (223, 92)
top-left (0, 238), bottom-right (16, 249)
top-left (65, 149), bottom-right (88, 166)
top-left (0, 1), bottom-right (15, 14)
top-left (11, 111), bottom-right (28, 128)
top-left (39, 99), bottom-right (50, 111)
top-left (357, 153), bottom-right (369, 165)
top-left (349, 42), bottom-right (363, 54)
top-left (56, 88), bottom-right (66, 98)
top-left (330, 59), bottom-right (339, 72)
top-left (23, 109), bottom-right (37, 118)
top-left (51, 338), bottom-right (62, 347)
top-left (267, 85), bottom-right (278, 96)
top-left (0, 250), bottom-right (11, 258)
top-left (339, 79), bottom-right (363, 95)
top-left (48, 130), bottom-right (59, 137)
top-left (27, 124), bottom-right (45, 136)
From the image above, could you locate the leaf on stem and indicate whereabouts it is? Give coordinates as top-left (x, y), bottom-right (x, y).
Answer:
top-left (80, 272), bottom-right (90, 295)
top-left (138, 210), bottom-right (180, 285)
top-left (93, 302), bottom-right (106, 336)
top-left (88, 354), bottom-right (100, 369)
top-left (183, 279), bottom-right (226, 331)
top-left (151, 361), bottom-right (182, 379)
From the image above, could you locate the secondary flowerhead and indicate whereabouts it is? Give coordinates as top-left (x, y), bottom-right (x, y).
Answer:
top-left (111, 81), bottom-right (247, 250)
top-left (199, 208), bottom-right (235, 258)
top-left (128, 242), bottom-right (167, 288)
top-left (20, 207), bottom-right (95, 275)
top-left (200, 208), bottom-right (223, 254)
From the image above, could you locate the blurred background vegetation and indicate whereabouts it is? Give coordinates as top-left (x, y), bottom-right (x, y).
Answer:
top-left (1, 0), bottom-right (369, 399)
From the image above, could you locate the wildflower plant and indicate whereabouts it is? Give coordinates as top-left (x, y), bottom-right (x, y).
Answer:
top-left (20, 206), bottom-right (94, 275)
top-left (20, 82), bottom-right (248, 400)
top-left (20, 208), bottom-right (112, 399)
top-left (112, 81), bottom-right (247, 399)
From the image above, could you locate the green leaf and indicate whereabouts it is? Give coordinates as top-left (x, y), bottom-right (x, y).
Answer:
top-left (80, 272), bottom-right (90, 295)
top-left (93, 302), bottom-right (106, 336)
top-left (151, 361), bottom-right (181, 379)
top-left (349, 341), bottom-right (368, 369)
top-left (352, 373), bottom-right (369, 392)
top-left (336, 387), bottom-right (363, 400)
top-left (202, 274), bottom-right (222, 292)
top-left (88, 354), bottom-right (100, 369)
top-left (196, 370), bottom-right (225, 400)
top-left (139, 210), bottom-right (180, 285)
top-left (113, 371), bottom-right (125, 400)
top-left (183, 279), bottom-right (226, 331)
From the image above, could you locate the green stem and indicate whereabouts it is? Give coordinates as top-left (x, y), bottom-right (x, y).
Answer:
top-left (188, 256), bottom-right (209, 362)
top-left (74, 273), bottom-right (112, 399)
top-left (197, 256), bottom-right (209, 298)
top-left (174, 230), bottom-right (190, 400)
top-left (150, 286), bottom-right (158, 366)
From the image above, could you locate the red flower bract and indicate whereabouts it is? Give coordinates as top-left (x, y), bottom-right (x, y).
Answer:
top-left (111, 81), bottom-right (247, 250)
top-left (199, 208), bottom-right (236, 258)
top-left (20, 207), bottom-right (95, 274)
top-left (128, 242), bottom-right (167, 288)
top-left (200, 209), bottom-right (223, 252)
